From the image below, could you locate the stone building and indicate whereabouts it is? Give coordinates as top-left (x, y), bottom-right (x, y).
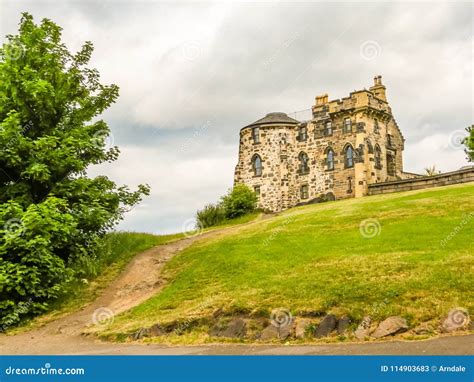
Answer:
top-left (234, 76), bottom-right (418, 212)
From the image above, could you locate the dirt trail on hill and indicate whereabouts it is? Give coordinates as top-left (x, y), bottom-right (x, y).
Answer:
top-left (1, 216), bottom-right (472, 355)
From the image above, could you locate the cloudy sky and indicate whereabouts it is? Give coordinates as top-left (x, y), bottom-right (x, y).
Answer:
top-left (1, 1), bottom-right (472, 234)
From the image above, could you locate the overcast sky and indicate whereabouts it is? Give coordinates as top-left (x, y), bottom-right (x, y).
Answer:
top-left (1, 1), bottom-right (473, 234)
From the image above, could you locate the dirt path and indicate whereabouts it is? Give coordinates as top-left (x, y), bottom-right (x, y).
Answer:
top-left (0, 217), bottom-right (472, 355)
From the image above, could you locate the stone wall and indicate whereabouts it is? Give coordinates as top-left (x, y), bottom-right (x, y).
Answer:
top-left (368, 167), bottom-right (474, 195)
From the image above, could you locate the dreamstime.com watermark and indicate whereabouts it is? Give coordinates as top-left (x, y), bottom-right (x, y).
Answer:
top-left (448, 130), bottom-right (467, 150)
top-left (263, 216), bottom-right (296, 246)
top-left (2, 41), bottom-right (25, 61)
top-left (91, 129), bottom-right (114, 151)
top-left (359, 218), bottom-right (382, 238)
top-left (440, 212), bottom-right (473, 248)
top-left (180, 120), bottom-right (212, 152)
top-left (359, 40), bottom-right (381, 60)
top-left (0, 298), bottom-right (33, 333)
top-left (270, 308), bottom-right (293, 328)
top-left (91, 307), bottom-right (115, 327)
top-left (174, 296), bottom-right (214, 335)
top-left (181, 40), bottom-right (202, 62)
top-left (4, 363), bottom-right (85, 376)
top-left (2, 217), bottom-right (26, 240)
top-left (181, 218), bottom-right (204, 238)
top-left (445, 308), bottom-right (470, 330)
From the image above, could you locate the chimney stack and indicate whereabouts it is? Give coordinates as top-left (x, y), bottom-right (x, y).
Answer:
top-left (369, 75), bottom-right (386, 101)
top-left (315, 93), bottom-right (329, 106)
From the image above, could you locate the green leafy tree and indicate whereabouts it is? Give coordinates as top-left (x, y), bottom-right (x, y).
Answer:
top-left (221, 184), bottom-right (257, 219)
top-left (465, 125), bottom-right (473, 161)
top-left (0, 13), bottom-right (149, 326)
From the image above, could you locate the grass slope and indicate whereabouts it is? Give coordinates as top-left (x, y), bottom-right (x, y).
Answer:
top-left (11, 231), bottom-right (184, 333)
top-left (103, 184), bottom-right (473, 342)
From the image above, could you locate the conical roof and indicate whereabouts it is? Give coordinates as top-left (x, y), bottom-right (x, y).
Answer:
top-left (245, 112), bottom-right (299, 128)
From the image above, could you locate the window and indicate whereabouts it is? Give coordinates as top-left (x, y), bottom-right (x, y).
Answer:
top-left (254, 185), bottom-right (261, 196)
top-left (347, 177), bottom-right (353, 193)
top-left (252, 126), bottom-right (260, 143)
top-left (374, 145), bottom-right (382, 169)
top-left (252, 154), bottom-right (262, 176)
top-left (299, 152), bottom-right (309, 174)
top-left (344, 145), bottom-right (354, 168)
top-left (387, 154), bottom-right (395, 176)
top-left (326, 148), bottom-right (335, 170)
top-left (324, 121), bottom-right (333, 136)
top-left (344, 118), bottom-right (352, 133)
top-left (387, 134), bottom-right (393, 147)
top-left (298, 125), bottom-right (308, 141)
top-left (300, 184), bottom-right (309, 199)
top-left (374, 119), bottom-right (379, 133)
top-left (365, 139), bottom-right (374, 154)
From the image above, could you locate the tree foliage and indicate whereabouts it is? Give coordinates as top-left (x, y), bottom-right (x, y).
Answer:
top-left (465, 125), bottom-right (473, 162)
top-left (0, 13), bottom-right (149, 327)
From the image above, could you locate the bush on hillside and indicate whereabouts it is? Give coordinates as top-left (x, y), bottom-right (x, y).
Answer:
top-left (221, 184), bottom-right (257, 219)
top-left (196, 203), bottom-right (226, 229)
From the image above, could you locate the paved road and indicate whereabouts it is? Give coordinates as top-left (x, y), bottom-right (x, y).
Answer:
top-left (1, 332), bottom-right (472, 355)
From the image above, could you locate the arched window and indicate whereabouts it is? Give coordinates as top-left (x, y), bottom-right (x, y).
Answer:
top-left (252, 154), bottom-right (262, 176)
top-left (326, 148), bottom-right (335, 170)
top-left (344, 145), bottom-right (354, 168)
top-left (299, 152), bottom-right (309, 174)
top-left (374, 144), bottom-right (382, 169)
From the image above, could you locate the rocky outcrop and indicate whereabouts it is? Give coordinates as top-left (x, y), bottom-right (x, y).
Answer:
top-left (337, 316), bottom-right (351, 335)
top-left (314, 314), bottom-right (337, 338)
top-left (210, 318), bottom-right (247, 338)
top-left (372, 316), bottom-right (408, 338)
top-left (295, 318), bottom-right (311, 339)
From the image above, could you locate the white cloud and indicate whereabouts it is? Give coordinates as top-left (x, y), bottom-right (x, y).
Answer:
top-left (88, 144), bottom-right (236, 233)
top-left (1, 1), bottom-right (472, 233)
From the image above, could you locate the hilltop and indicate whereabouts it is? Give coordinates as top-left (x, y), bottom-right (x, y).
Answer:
top-left (97, 183), bottom-right (474, 344)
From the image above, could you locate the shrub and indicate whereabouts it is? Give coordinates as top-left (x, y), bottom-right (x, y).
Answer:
top-left (196, 203), bottom-right (226, 229)
top-left (0, 198), bottom-right (76, 327)
top-left (221, 184), bottom-right (257, 219)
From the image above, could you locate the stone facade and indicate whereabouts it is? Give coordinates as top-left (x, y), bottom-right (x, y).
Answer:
top-left (234, 76), bottom-right (418, 212)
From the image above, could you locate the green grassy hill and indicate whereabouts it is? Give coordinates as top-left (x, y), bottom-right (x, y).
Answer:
top-left (101, 183), bottom-right (474, 343)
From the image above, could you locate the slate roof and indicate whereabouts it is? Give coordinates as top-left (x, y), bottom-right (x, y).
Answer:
top-left (244, 112), bottom-right (299, 128)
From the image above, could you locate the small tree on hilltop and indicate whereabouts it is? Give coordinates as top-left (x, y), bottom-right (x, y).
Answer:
top-left (465, 125), bottom-right (473, 162)
top-left (0, 13), bottom-right (149, 326)
top-left (424, 165), bottom-right (440, 176)
top-left (221, 184), bottom-right (257, 219)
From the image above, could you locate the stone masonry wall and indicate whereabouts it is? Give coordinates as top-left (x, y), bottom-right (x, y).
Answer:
top-left (368, 167), bottom-right (474, 195)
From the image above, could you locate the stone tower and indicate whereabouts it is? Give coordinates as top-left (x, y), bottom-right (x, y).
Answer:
top-left (234, 76), bottom-right (416, 212)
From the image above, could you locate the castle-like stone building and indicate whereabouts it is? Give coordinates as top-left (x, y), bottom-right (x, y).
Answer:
top-left (234, 76), bottom-right (418, 212)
